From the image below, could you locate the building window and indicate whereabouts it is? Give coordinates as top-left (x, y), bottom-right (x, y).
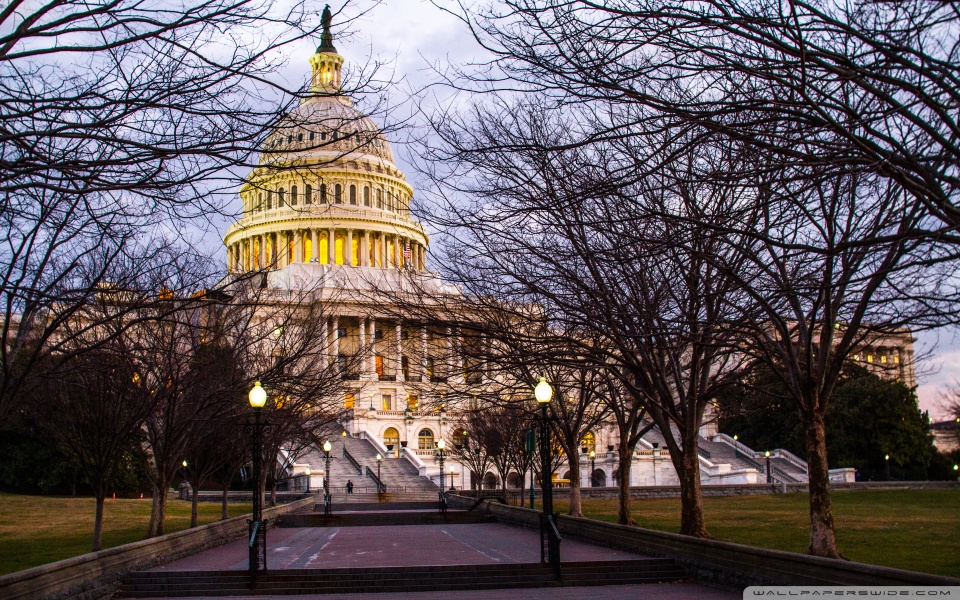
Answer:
top-left (335, 184), bottom-right (343, 204)
top-left (309, 131), bottom-right (315, 141)
top-left (350, 184), bottom-right (357, 205)
top-left (408, 395), bottom-right (419, 411)
top-left (417, 428), bottom-right (434, 450)
top-left (297, 133), bottom-right (303, 142)
top-left (345, 393), bottom-right (355, 409)
top-left (320, 183), bottom-right (327, 204)
top-left (364, 186), bottom-right (370, 206)
top-left (305, 184), bottom-right (312, 205)
top-left (278, 188), bottom-right (285, 207)
top-left (381, 394), bottom-right (392, 411)
top-left (267, 190), bottom-right (273, 209)
top-left (426, 357), bottom-right (434, 379)
top-left (377, 189), bottom-right (383, 209)
top-left (291, 185), bottom-right (298, 206)
top-left (374, 329), bottom-right (383, 340)
top-left (401, 356), bottom-right (409, 379)
top-left (581, 432), bottom-right (596, 453)
top-left (258, 192), bottom-right (263, 211)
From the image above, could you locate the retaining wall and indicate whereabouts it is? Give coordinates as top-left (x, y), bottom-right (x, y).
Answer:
top-left (448, 495), bottom-right (960, 587)
top-left (0, 496), bottom-right (314, 600)
top-left (455, 480), bottom-right (960, 501)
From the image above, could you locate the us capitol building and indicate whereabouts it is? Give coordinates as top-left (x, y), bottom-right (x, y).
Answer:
top-left (221, 18), bottom-right (915, 493)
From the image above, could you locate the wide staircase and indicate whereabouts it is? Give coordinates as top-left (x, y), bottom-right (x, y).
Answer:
top-left (297, 435), bottom-right (438, 497)
top-left (118, 559), bottom-right (688, 597)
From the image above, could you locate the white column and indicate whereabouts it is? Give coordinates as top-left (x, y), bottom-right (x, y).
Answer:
top-left (394, 235), bottom-right (402, 268)
top-left (380, 232), bottom-right (387, 268)
top-left (258, 235), bottom-right (266, 269)
top-left (396, 322), bottom-right (403, 382)
top-left (294, 229), bottom-right (303, 263)
top-left (362, 230), bottom-right (370, 267)
top-left (332, 316), bottom-right (340, 366)
top-left (370, 318), bottom-right (377, 376)
top-left (321, 317), bottom-right (329, 369)
top-left (359, 317), bottom-right (367, 375)
top-left (328, 228), bottom-right (336, 264)
top-left (421, 325), bottom-right (428, 382)
top-left (311, 229), bottom-right (319, 262)
top-left (346, 229), bottom-right (354, 266)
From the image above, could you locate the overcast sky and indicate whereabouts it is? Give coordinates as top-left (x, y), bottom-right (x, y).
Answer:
top-left (211, 0), bottom-right (957, 421)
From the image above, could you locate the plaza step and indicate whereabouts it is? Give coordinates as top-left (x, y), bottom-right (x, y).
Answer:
top-left (117, 558), bottom-right (688, 597)
top-left (278, 509), bottom-right (494, 527)
top-left (296, 436), bottom-right (438, 495)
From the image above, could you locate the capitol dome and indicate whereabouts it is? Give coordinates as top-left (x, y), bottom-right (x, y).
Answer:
top-left (224, 18), bottom-right (427, 277)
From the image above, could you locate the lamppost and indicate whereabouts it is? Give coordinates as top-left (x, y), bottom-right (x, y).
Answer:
top-left (247, 381), bottom-right (268, 579)
top-left (885, 454), bottom-right (891, 481)
top-left (323, 440), bottom-right (332, 515)
top-left (436, 439), bottom-right (446, 491)
top-left (449, 465), bottom-right (456, 491)
top-left (765, 450), bottom-right (772, 484)
top-left (589, 450), bottom-right (596, 487)
top-left (652, 442), bottom-right (659, 486)
top-left (534, 377), bottom-right (560, 572)
top-left (305, 468), bottom-right (311, 493)
top-left (376, 453), bottom-right (382, 484)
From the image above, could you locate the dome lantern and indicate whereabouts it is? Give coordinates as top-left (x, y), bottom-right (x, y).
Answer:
top-left (309, 5), bottom-right (344, 96)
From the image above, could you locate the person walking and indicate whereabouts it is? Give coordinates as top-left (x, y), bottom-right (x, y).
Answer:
top-left (346, 480), bottom-right (354, 494)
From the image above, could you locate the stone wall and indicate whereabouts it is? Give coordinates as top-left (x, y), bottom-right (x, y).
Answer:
top-left (448, 495), bottom-right (960, 587)
top-left (0, 496), bottom-right (314, 600)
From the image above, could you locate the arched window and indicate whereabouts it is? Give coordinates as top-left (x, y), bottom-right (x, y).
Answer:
top-left (334, 184), bottom-right (343, 204)
top-left (305, 184), bottom-right (312, 205)
top-left (257, 192), bottom-right (263, 212)
top-left (309, 131), bottom-right (315, 141)
top-left (349, 184), bottom-right (357, 205)
top-left (266, 191), bottom-right (273, 210)
top-left (383, 427), bottom-right (400, 449)
top-left (290, 185), bottom-right (297, 206)
top-left (377, 189), bottom-right (383, 209)
top-left (319, 183), bottom-right (327, 204)
top-left (417, 428), bottom-right (434, 450)
top-left (278, 188), bottom-right (285, 207)
top-left (363, 186), bottom-right (371, 207)
top-left (452, 429), bottom-right (468, 450)
top-left (581, 431), bottom-right (596, 453)
top-left (387, 191), bottom-right (394, 212)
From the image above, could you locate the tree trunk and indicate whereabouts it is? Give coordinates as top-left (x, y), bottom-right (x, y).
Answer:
top-left (92, 493), bottom-right (105, 552)
top-left (675, 436), bottom-right (709, 537)
top-left (617, 439), bottom-right (635, 525)
top-left (804, 410), bottom-right (841, 558)
top-left (190, 482), bottom-right (200, 528)
top-left (221, 484), bottom-right (229, 520)
top-left (147, 477), bottom-right (168, 537)
top-left (567, 454), bottom-right (583, 517)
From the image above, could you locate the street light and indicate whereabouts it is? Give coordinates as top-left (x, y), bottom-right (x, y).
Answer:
top-left (534, 377), bottom-right (560, 572)
top-left (247, 381), bottom-right (268, 578)
top-left (323, 440), bottom-right (333, 515)
top-left (305, 468), bottom-right (311, 494)
top-left (589, 450), bottom-right (596, 487)
top-left (436, 439), bottom-right (446, 491)
top-left (765, 450), bottom-right (772, 484)
top-left (449, 465), bottom-right (455, 491)
top-left (885, 454), bottom-right (891, 481)
top-left (375, 453), bottom-right (382, 491)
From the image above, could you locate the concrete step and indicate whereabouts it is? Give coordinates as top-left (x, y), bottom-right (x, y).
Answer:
top-left (279, 510), bottom-right (495, 527)
top-left (118, 559), bottom-right (687, 597)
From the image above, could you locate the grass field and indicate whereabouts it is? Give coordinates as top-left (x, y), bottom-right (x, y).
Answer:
top-left (0, 493), bottom-right (251, 576)
top-left (555, 489), bottom-right (960, 577)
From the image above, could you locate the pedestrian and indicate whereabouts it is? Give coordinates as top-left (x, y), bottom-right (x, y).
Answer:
top-left (346, 480), bottom-right (353, 494)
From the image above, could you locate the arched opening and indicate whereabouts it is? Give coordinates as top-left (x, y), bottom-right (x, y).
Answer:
top-left (383, 427), bottom-right (400, 456)
top-left (483, 472), bottom-right (499, 490)
top-left (305, 184), bottom-right (312, 205)
top-left (506, 472), bottom-right (522, 489)
top-left (363, 186), bottom-right (370, 206)
top-left (278, 188), bottom-right (285, 207)
top-left (334, 184), bottom-right (343, 204)
top-left (290, 185), bottom-right (298, 206)
top-left (349, 185), bottom-right (357, 205)
top-left (591, 469), bottom-right (607, 487)
top-left (417, 428), bottom-right (434, 450)
top-left (335, 235), bottom-right (344, 265)
top-left (318, 236), bottom-right (329, 265)
top-left (319, 183), bottom-right (327, 204)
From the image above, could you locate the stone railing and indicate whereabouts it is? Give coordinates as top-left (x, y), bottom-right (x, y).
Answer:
top-left (0, 496), bottom-right (315, 600)
top-left (449, 496), bottom-right (960, 587)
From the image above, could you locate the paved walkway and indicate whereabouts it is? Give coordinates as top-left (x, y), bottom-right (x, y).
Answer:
top-left (134, 583), bottom-right (740, 600)
top-left (153, 523), bottom-right (647, 571)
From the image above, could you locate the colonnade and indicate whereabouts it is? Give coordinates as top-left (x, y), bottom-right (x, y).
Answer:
top-left (229, 228), bottom-right (427, 272)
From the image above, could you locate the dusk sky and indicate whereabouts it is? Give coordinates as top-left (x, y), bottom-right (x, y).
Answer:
top-left (217, 0), bottom-right (958, 421)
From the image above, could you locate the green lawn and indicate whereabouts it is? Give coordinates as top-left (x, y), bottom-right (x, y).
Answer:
top-left (0, 493), bottom-right (251, 576)
top-left (555, 489), bottom-right (960, 577)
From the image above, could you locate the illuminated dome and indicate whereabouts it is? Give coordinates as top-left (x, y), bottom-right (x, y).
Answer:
top-left (224, 13), bottom-right (427, 277)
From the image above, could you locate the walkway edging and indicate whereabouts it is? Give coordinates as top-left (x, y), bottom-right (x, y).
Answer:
top-left (0, 496), bottom-right (314, 600)
top-left (446, 495), bottom-right (960, 587)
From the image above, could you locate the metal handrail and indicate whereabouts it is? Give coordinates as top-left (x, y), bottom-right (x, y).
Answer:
top-left (697, 447), bottom-right (712, 460)
top-left (365, 466), bottom-right (387, 493)
top-left (342, 447), bottom-right (363, 474)
top-left (772, 465), bottom-right (800, 483)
